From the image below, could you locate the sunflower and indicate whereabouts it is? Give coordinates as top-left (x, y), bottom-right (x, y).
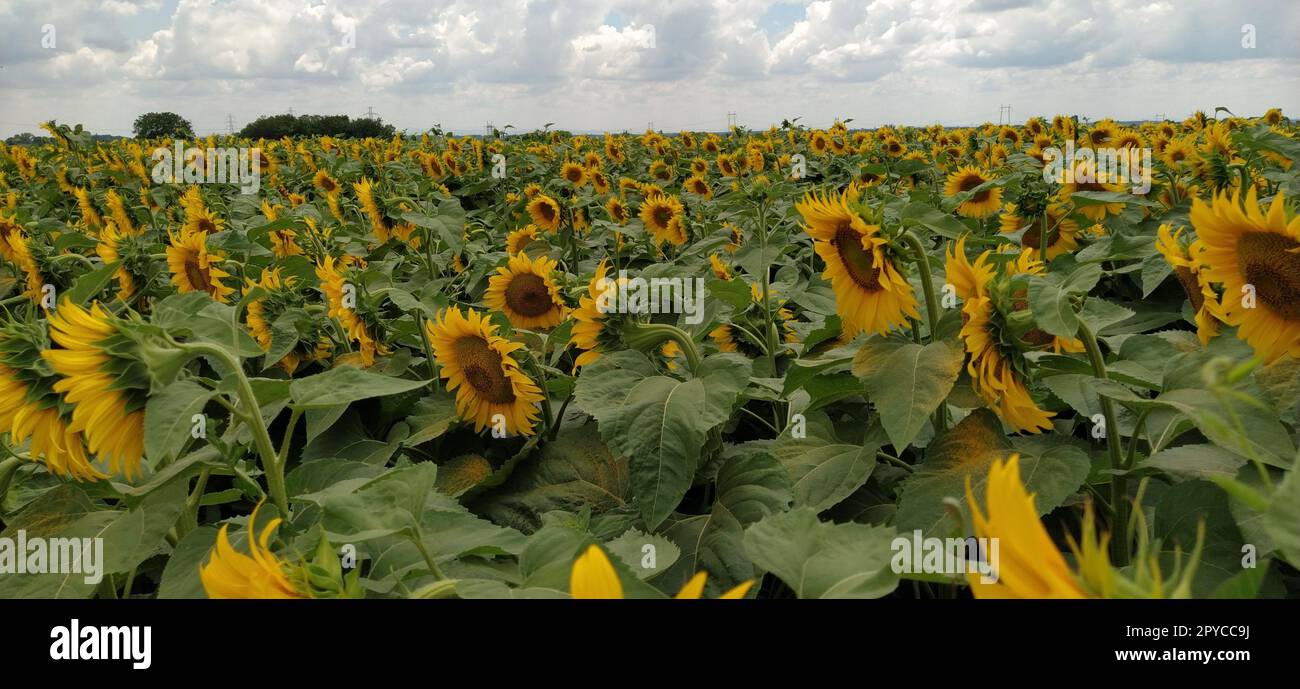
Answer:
top-left (1161, 139), bottom-right (1198, 168)
top-left (1264, 108), bottom-right (1283, 126)
top-left (639, 193), bottom-right (686, 246)
top-left (506, 225), bottom-right (540, 254)
top-left (960, 295), bottom-right (1055, 433)
top-left (353, 177), bottom-right (389, 239)
top-left (42, 301), bottom-right (145, 479)
top-left (944, 165), bottom-right (1003, 219)
top-left (1155, 224), bottom-right (1223, 345)
top-left (998, 202), bottom-right (1080, 259)
top-left (683, 175), bottom-right (712, 199)
top-left (484, 253), bottom-right (568, 329)
top-left (1059, 160), bottom-right (1126, 222)
top-left (5, 230), bottom-right (44, 301)
top-left (527, 194), bottom-right (562, 232)
top-left (425, 306), bottom-right (543, 436)
top-left (794, 187), bottom-right (919, 336)
top-left (1191, 188), bottom-right (1300, 362)
top-left (604, 196), bottom-right (629, 225)
top-left (0, 324), bottom-right (101, 481)
top-left (316, 255), bottom-right (388, 367)
top-left (167, 227), bottom-right (235, 302)
top-left (965, 455), bottom-right (1092, 598)
top-left (570, 261), bottom-right (624, 367)
top-left (200, 501), bottom-right (308, 599)
top-left (709, 252), bottom-right (732, 280)
top-left (95, 220), bottom-right (140, 300)
top-left (182, 206), bottom-right (224, 236)
top-left (716, 154), bottom-right (739, 177)
top-left (244, 268), bottom-right (306, 373)
top-left (310, 169), bottom-right (340, 196)
top-left (569, 544), bottom-right (752, 599)
top-left (560, 161), bottom-right (588, 187)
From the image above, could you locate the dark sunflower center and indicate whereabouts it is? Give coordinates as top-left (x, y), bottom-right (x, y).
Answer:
top-left (652, 206), bottom-right (672, 228)
top-left (1089, 131), bottom-right (1109, 145)
top-left (959, 174), bottom-right (989, 202)
top-left (453, 336), bottom-right (516, 403)
top-left (184, 257), bottom-right (213, 294)
top-left (1173, 266), bottom-right (1205, 313)
top-left (566, 169), bottom-right (582, 182)
top-left (504, 273), bottom-right (554, 317)
top-left (1238, 232), bottom-right (1300, 321)
top-left (197, 218), bottom-right (216, 233)
top-left (537, 202), bottom-right (556, 222)
top-left (832, 225), bottom-right (882, 291)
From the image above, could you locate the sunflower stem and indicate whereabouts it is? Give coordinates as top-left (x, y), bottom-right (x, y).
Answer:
top-left (179, 341), bottom-right (289, 518)
top-left (899, 229), bottom-right (947, 433)
top-left (1077, 319), bottom-right (1128, 566)
top-left (0, 455), bottom-right (24, 511)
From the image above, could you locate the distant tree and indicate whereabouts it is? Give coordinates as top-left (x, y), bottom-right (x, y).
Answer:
top-left (133, 112), bottom-right (195, 140)
top-left (4, 132), bottom-right (50, 145)
top-left (237, 113), bottom-right (396, 139)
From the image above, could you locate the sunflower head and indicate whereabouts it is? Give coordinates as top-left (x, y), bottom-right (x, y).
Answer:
top-left (200, 501), bottom-right (309, 599)
top-left (167, 227), bottom-right (235, 302)
top-left (1191, 188), bottom-right (1300, 362)
top-left (484, 253), bottom-right (569, 330)
top-left (944, 165), bottom-right (1003, 219)
top-left (526, 194), bottom-right (562, 232)
top-left (425, 306), bottom-right (543, 436)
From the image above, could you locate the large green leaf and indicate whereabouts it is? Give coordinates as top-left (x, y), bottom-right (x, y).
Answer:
top-left (289, 366), bottom-right (429, 409)
top-left (574, 350), bottom-right (713, 529)
top-left (1027, 263), bottom-right (1102, 339)
top-left (894, 409), bottom-right (1090, 536)
top-left (143, 379), bottom-right (213, 466)
top-left (855, 339), bottom-right (963, 450)
top-left (662, 445), bottom-right (791, 597)
top-left (473, 428), bottom-right (630, 533)
top-left (744, 507), bottom-right (899, 599)
top-left (771, 410), bottom-right (880, 512)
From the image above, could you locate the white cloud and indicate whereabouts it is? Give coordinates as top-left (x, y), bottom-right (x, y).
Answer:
top-left (1, 0), bottom-right (1296, 137)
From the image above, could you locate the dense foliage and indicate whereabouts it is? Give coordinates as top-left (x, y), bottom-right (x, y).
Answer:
top-left (0, 110), bottom-right (1297, 599)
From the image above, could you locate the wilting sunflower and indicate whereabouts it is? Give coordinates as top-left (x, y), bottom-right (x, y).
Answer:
top-left (527, 194), bottom-right (562, 232)
top-left (0, 323), bottom-right (101, 481)
top-left (1155, 224), bottom-right (1223, 345)
top-left (425, 306), bottom-right (544, 436)
top-left (794, 187), bottom-right (919, 336)
top-left (484, 253), bottom-right (568, 329)
top-left (560, 162), bottom-right (588, 188)
top-left (998, 202), bottom-right (1080, 259)
top-left (639, 193), bottom-right (686, 246)
top-left (42, 301), bottom-right (145, 479)
top-left (569, 544), bottom-right (752, 599)
top-left (944, 165), bottom-right (1003, 219)
top-left (167, 227), bottom-right (235, 302)
top-left (200, 501), bottom-right (308, 599)
top-left (1191, 188), bottom-right (1300, 362)
top-left (506, 225), bottom-right (540, 254)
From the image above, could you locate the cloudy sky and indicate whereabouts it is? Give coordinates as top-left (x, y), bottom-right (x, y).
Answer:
top-left (1, 0), bottom-right (1297, 138)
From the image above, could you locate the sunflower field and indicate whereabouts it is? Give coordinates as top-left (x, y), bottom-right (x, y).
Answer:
top-left (0, 110), bottom-right (1298, 601)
